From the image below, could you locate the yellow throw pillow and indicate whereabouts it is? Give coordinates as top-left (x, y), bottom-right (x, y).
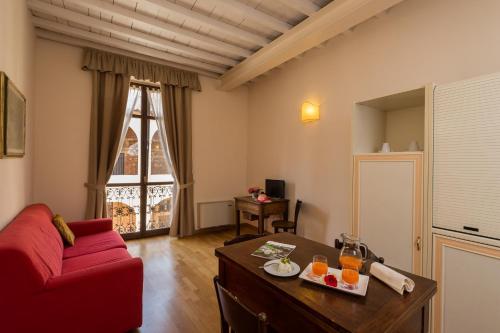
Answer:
top-left (52, 214), bottom-right (75, 246)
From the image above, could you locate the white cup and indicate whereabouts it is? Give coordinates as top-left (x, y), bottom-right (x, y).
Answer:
top-left (381, 142), bottom-right (391, 153)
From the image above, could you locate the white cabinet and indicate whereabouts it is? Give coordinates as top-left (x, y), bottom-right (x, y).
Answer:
top-left (352, 86), bottom-right (429, 275)
top-left (432, 235), bottom-right (500, 333)
top-left (432, 73), bottom-right (500, 240)
top-left (353, 153), bottom-right (423, 274)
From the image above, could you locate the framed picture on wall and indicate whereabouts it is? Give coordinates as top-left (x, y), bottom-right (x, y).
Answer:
top-left (0, 71), bottom-right (26, 158)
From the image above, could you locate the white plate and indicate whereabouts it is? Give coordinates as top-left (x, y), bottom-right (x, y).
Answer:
top-left (299, 263), bottom-right (370, 296)
top-left (263, 259), bottom-right (300, 277)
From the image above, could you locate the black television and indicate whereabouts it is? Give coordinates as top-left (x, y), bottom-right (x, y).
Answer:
top-left (265, 179), bottom-right (285, 199)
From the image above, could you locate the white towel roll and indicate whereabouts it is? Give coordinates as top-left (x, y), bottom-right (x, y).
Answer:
top-left (369, 262), bottom-right (415, 295)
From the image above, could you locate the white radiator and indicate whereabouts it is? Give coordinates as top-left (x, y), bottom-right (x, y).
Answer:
top-left (197, 200), bottom-right (234, 229)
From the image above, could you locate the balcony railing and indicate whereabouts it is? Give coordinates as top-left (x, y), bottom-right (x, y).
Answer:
top-left (106, 184), bottom-right (174, 234)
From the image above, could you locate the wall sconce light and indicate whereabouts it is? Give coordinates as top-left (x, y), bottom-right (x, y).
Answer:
top-left (301, 101), bottom-right (320, 123)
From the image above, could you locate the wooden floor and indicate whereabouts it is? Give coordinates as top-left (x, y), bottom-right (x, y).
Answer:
top-left (127, 225), bottom-right (254, 333)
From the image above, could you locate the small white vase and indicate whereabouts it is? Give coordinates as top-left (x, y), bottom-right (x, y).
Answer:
top-left (380, 142), bottom-right (391, 153)
top-left (408, 140), bottom-right (419, 151)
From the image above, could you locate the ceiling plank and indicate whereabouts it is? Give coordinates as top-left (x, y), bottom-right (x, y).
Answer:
top-left (32, 17), bottom-right (227, 74)
top-left (203, 0), bottom-right (292, 33)
top-left (28, 0), bottom-right (238, 66)
top-left (35, 29), bottom-right (220, 78)
top-left (137, 0), bottom-right (270, 46)
top-left (219, 0), bottom-right (405, 90)
top-left (66, 0), bottom-right (252, 58)
top-left (274, 0), bottom-right (320, 16)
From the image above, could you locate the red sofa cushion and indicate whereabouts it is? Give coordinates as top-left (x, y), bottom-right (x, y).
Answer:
top-left (63, 230), bottom-right (126, 259)
top-left (0, 204), bottom-right (63, 292)
top-left (62, 247), bottom-right (131, 274)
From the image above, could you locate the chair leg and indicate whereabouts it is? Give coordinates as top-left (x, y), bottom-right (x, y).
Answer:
top-left (221, 319), bottom-right (229, 333)
top-left (274, 227), bottom-right (279, 233)
top-left (293, 227), bottom-right (297, 235)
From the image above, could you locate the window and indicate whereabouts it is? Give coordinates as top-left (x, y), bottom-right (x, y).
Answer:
top-left (106, 84), bottom-right (173, 238)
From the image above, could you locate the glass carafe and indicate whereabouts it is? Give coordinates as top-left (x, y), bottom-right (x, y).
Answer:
top-left (338, 233), bottom-right (367, 289)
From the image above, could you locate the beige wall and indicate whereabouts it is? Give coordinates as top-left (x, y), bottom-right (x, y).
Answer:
top-left (33, 40), bottom-right (248, 223)
top-left (385, 106), bottom-right (424, 152)
top-left (33, 40), bottom-right (91, 221)
top-left (246, 0), bottom-right (500, 244)
top-left (192, 76), bottom-right (248, 227)
top-left (0, 1), bottom-right (35, 229)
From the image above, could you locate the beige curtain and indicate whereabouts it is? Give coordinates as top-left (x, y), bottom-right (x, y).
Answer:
top-left (82, 48), bottom-right (200, 226)
top-left (85, 71), bottom-right (130, 219)
top-left (161, 84), bottom-right (195, 237)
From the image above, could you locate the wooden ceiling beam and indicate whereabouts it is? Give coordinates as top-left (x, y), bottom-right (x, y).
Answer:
top-left (138, 0), bottom-right (270, 46)
top-left (31, 17), bottom-right (227, 74)
top-left (28, 0), bottom-right (237, 66)
top-left (35, 29), bottom-right (220, 78)
top-left (275, 0), bottom-right (320, 16)
top-left (67, 0), bottom-right (252, 58)
top-left (203, 0), bottom-right (292, 33)
top-left (219, 0), bottom-right (405, 90)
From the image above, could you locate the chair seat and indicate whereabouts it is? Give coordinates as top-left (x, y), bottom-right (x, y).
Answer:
top-left (224, 234), bottom-right (265, 246)
top-left (271, 220), bottom-right (295, 229)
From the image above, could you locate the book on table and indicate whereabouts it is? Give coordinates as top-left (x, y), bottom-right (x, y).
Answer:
top-left (251, 241), bottom-right (296, 260)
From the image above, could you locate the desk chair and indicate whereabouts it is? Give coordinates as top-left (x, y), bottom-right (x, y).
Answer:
top-left (272, 200), bottom-right (302, 234)
top-left (213, 276), bottom-right (268, 333)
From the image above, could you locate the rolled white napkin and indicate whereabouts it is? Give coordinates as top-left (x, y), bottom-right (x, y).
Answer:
top-left (370, 262), bottom-right (415, 295)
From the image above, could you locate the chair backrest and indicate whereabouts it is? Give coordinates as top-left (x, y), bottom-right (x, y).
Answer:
top-left (214, 276), bottom-right (268, 333)
top-left (334, 238), bottom-right (385, 273)
top-left (293, 200), bottom-right (303, 225)
top-left (223, 233), bottom-right (265, 246)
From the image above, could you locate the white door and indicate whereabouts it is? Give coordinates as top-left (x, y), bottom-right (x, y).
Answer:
top-left (353, 153), bottom-right (423, 274)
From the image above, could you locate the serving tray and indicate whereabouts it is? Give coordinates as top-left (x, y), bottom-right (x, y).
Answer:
top-left (299, 263), bottom-right (369, 296)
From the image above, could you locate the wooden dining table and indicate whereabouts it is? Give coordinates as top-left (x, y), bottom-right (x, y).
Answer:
top-left (215, 232), bottom-right (437, 333)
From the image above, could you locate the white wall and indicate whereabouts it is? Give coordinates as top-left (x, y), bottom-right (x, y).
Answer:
top-left (0, 1), bottom-right (35, 229)
top-left (33, 39), bottom-right (248, 223)
top-left (246, 0), bottom-right (500, 244)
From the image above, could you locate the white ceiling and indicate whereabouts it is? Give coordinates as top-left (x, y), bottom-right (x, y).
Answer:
top-left (29, 0), bottom-right (332, 79)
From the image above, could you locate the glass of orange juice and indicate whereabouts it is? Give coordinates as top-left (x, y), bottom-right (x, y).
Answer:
top-left (339, 255), bottom-right (362, 289)
top-left (312, 255), bottom-right (328, 276)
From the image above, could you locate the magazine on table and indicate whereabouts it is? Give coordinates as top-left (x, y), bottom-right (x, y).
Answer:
top-left (251, 241), bottom-right (296, 260)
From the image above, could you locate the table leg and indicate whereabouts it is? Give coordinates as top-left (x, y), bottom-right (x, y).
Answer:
top-left (258, 214), bottom-right (264, 234)
top-left (422, 302), bottom-right (430, 333)
top-left (235, 208), bottom-right (241, 236)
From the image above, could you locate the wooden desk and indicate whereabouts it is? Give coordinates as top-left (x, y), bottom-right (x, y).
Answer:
top-left (215, 233), bottom-right (437, 333)
top-left (234, 196), bottom-right (289, 235)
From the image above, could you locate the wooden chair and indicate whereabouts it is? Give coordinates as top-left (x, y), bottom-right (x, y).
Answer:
top-left (223, 233), bottom-right (265, 246)
top-left (272, 200), bottom-right (302, 234)
top-left (213, 276), bottom-right (268, 333)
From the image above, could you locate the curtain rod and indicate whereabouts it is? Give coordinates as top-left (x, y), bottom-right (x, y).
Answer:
top-left (130, 78), bottom-right (161, 88)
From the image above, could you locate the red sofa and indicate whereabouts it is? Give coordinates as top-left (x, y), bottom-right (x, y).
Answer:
top-left (0, 204), bottom-right (143, 333)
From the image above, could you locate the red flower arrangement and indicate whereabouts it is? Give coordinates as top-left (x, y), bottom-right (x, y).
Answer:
top-left (324, 274), bottom-right (338, 287)
top-left (248, 187), bottom-right (261, 194)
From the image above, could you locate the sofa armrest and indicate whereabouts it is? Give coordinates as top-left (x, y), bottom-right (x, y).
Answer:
top-left (67, 218), bottom-right (113, 237)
